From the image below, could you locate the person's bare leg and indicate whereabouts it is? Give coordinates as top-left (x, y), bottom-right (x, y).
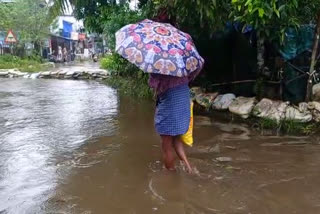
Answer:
top-left (173, 137), bottom-right (192, 173)
top-left (161, 135), bottom-right (175, 171)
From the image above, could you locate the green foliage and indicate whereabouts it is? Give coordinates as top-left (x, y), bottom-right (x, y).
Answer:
top-left (53, 1), bottom-right (144, 49)
top-left (0, 0), bottom-right (54, 54)
top-left (101, 5), bottom-right (145, 50)
top-left (145, 0), bottom-right (231, 39)
top-left (0, 54), bottom-right (47, 72)
top-left (100, 54), bottom-right (142, 77)
top-left (53, 0), bottom-right (131, 33)
top-left (104, 76), bottom-right (152, 98)
top-left (257, 117), bottom-right (320, 135)
top-left (230, 0), bottom-right (300, 42)
top-left (296, 0), bottom-right (320, 23)
top-left (100, 54), bottom-right (152, 98)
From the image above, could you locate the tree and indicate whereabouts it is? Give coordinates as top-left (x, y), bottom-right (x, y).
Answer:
top-left (230, 0), bottom-right (300, 75)
top-left (52, 0), bottom-right (129, 33)
top-left (100, 4), bottom-right (145, 50)
top-left (54, 0), bottom-right (320, 101)
top-left (52, 0), bottom-right (144, 50)
top-left (299, 0), bottom-right (320, 101)
top-left (0, 0), bottom-right (55, 55)
top-left (144, 0), bottom-right (231, 39)
top-left (306, 12), bottom-right (320, 101)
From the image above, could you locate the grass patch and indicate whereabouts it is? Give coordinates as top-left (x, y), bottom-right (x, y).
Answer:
top-left (256, 117), bottom-right (320, 135)
top-left (104, 76), bottom-right (153, 99)
top-left (0, 54), bottom-right (47, 72)
top-left (100, 54), bottom-right (153, 99)
top-left (193, 101), bottom-right (320, 136)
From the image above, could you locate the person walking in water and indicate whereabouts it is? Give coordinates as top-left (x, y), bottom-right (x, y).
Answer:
top-left (149, 72), bottom-right (199, 173)
top-left (115, 19), bottom-right (204, 172)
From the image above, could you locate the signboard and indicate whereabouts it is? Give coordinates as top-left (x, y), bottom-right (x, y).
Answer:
top-left (5, 29), bottom-right (17, 43)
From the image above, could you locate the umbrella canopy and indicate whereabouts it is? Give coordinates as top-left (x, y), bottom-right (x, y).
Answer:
top-left (115, 19), bottom-right (204, 77)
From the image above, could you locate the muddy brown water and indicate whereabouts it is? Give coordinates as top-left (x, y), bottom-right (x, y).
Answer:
top-left (0, 78), bottom-right (320, 214)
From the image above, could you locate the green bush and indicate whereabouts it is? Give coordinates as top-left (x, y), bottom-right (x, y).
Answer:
top-left (0, 54), bottom-right (45, 72)
top-left (104, 75), bottom-right (152, 98)
top-left (100, 54), bottom-right (152, 98)
top-left (257, 117), bottom-right (320, 135)
top-left (100, 54), bottom-right (128, 75)
top-left (101, 4), bottom-right (145, 51)
top-left (100, 53), bottom-right (144, 77)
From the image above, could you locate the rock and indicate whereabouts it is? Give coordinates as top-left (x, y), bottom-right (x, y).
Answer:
top-left (91, 69), bottom-right (108, 74)
top-left (215, 157), bottom-right (233, 162)
top-left (0, 71), bottom-right (9, 76)
top-left (101, 76), bottom-right (108, 80)
top-left (253, 98), bottom-right (289, 121)
top-left (92, 70), bottom-right (110, 77)
top-left (228, 97), bottom-right (256, 119)
top-left (30, 73), bottom-right (40, 79)
top-left (91, 73), bottom-right (101, 78)
top-left (42, 62), bottom-right (55, 68)
top-left (312, 83), bottom-right (320, 101)
top-left (299, 102), bottom-right (309, 112)
top-left (308, 101), bottom-right (320, 111)
top-left (77, 76), bottom-right (89, 80)
top-left (195, 92), bottom-right (219, 109)
top-left (100, 72), bottom-right (110, 78)
top-left (40, 71), bottom-right (51, 76)
top-left (190, 87), bottom-right (202, 100)
top-left (72, 72), bottom-right (81, 79)
top-left (8, 70), bottom-right (24, 77)
top-left (308, 101), bottom-right (320, 122)
top-left (285, 102), bottom-right (313, 122)
top-left (65, 71), bottom-right (75, 76)
top-left (50, 71), bottom-right (59, 77)
top-left (58, 70), bottom-right (67, 75)
top-left (212, 93), bottom-right (236, 110)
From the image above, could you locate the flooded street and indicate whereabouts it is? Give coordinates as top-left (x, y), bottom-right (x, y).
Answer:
top-left (1, 77), bottom-right (320, 214)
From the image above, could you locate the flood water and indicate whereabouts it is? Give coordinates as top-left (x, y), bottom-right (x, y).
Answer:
top-left (1, 78), bottom-right (320, 214)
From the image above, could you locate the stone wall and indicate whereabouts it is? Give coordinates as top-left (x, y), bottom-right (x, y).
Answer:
top-left (191, 87), bottom-right (320, 123)
top-left (0, 67), bottom-right (110, 80)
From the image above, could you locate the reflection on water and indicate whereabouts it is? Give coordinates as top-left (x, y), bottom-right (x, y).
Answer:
top-left (0, 79), bottom-right (118, 213)
top-left (1, 78), bottom-right (320, 214)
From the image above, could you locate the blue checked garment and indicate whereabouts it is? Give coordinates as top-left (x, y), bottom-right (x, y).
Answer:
top-left (154, 84), bottom-right (190, 136)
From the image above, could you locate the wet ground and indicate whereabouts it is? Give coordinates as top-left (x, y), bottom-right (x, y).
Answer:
top-left (1, 77), bottom-right (320, 214)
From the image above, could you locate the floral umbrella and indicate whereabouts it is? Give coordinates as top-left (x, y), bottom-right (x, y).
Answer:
top-left (115, 19), bottom-right (204, 77)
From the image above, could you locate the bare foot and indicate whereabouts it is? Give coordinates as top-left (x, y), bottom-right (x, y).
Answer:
top-left (185, 164), bottom-right (193, 174)
top-left (163, 164), bottom-right (176, 172)
top-left (178, 160), bottom-right (193, 174)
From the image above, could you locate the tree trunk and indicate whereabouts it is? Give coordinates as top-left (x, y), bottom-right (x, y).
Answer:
top-left (306, 12), bottom-right (320, 102)
top-left (255, 32), bottom-right (265, 98)
top-left (257, 33), bottom-right (265, 74)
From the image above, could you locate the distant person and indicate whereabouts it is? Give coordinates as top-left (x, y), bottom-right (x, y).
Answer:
top-left (63, 47), bottom-right (68, 62)
top-left (57, 46), bottom-right (63, 62)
